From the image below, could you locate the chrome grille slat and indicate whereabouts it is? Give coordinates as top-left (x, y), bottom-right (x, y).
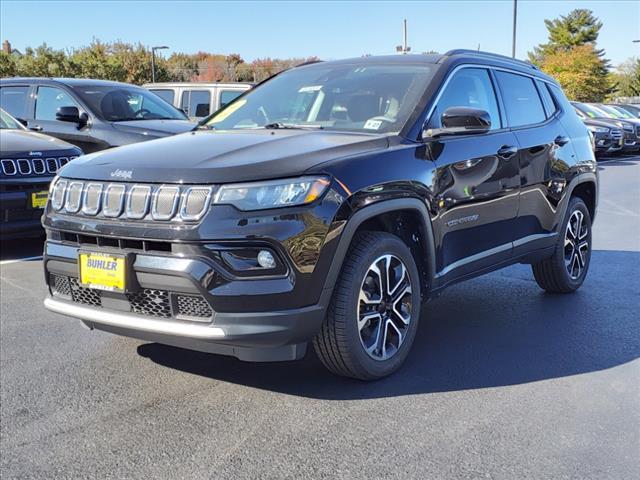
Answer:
top-left (32, 158), bottom-right (46, 174)
top-left (50, 181), bottom-right (212, 221)
top-left (1, 159), bottom-right (17, 175)
top-left (17, 159), bottom-right (31, 175)
top-left (46, 158), bottom-right (58, 173)
top-left (103, 184), bottom-right (126, 217)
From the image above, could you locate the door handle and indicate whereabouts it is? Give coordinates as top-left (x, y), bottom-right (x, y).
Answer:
top-left (29, 125), bottom-right (43, 132)
top-left (497, 145), bottom-right (518, 160)
top-left (554, 135), bottom-right (570, 146)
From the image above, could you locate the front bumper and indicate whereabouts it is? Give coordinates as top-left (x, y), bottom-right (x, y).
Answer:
top-left (0, 178), bottom-right (51, 239)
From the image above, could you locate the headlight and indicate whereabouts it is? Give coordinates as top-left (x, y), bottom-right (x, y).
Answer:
top-left (214, 176), bottom-right (330, 211)
top-left (587, 125), bottom-right (609, 134)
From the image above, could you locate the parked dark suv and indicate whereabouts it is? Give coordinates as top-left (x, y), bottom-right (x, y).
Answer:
top-left (0, 78), bottom-right (194, 153)
top-left (1, 108), bottom-right (82, 239)
top-left (41, 51), bottom-right (598, 380)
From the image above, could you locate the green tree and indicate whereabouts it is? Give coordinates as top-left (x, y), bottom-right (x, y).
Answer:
top-left (14, 44), bottom-right (73, 77)
top-left (529, 9), bottom-right (604, 64)
top-left (69, 41), bottom-right (126, 81)
top-left (0, 52), bottom-right (18, 77)
top-left (165, 53), bottom-right (198, 81)
top-left (610, 58), bottom-right (640, 98)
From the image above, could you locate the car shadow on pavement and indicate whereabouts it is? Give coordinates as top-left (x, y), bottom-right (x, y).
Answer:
top-left (138, 250), bottom-right (640, 400)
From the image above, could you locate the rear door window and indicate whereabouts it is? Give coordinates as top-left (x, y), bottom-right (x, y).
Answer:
top-left (150, 89), bottom-right (175, 106)
top-left (495, 71), bottom-right (546, 127)
top-left (35, 86), bottom-right (78, 121)
top-left (181, 90), bottom-right (211, 118)
top-left (0, 86), bottom-right (30, 119)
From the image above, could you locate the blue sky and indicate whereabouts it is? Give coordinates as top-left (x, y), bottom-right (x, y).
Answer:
top-left (1, 1), bottom-right (638, 67)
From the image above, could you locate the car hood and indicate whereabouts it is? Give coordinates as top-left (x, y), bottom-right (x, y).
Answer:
top-left (0, 129), bottom-right (80, 156)
top-left (61, 129), bottom-right (389, 183)
top-left (583, 119), bottom-right (617, 129)
top-left (110, 119), bottom-right (196, 137)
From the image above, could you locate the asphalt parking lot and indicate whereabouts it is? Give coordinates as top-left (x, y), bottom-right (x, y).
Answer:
top-left (1, 155), bottom-right (639, 479)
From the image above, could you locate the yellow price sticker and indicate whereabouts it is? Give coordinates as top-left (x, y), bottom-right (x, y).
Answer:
top-left (207, 99), bottom-right (247, 124)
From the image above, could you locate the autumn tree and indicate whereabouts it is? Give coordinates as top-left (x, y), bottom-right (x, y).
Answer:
top-left (610, 58), bottom-right (640, 98)
top-left (539, 44), bottom-right (613, 102)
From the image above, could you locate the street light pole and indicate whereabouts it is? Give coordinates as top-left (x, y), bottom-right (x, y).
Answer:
top-left (151, 46), bottom-right (169, 83)
top-left (512, 0), bottom-right (518, 58)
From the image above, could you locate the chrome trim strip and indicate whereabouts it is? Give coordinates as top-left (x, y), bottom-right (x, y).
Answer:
top-left (44, 297), bottom-right (225, 339)
top-left (46, 158), bottom-right (58, 174)
top-left (46, 241), bottom-right (78, 259)
top-left (513, 232), bottom-right (558, 248)
top-left (1, 159), bottom-right (16, 176)
top-left (435, 242), bottom-right (512, 278)
top-left (125, 184), bottom-right (152, 219)
top-left (103, 183), bottom-right (126, 217)
top-left (151, 185), bottom-right (180, 220)
top-left (82, 183), bottom-right (103, 215)
top-left (179, 186), bottom-right (213, 221)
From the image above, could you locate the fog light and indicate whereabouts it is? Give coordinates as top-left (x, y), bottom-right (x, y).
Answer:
top-left (257, 250), bottom-right (276, 269)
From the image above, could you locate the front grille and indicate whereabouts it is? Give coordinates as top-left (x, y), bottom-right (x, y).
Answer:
top-left (0, 156), bottom-right (77, 177)
top-left (49, 275), bottom-right (213, 320)
top-left (611, 129), bottom-right (622, 140)
top-left (51, 180), bottom-right (213, 222)
top-left (636, 126), bottom-right (640, 137)
top-left (176, 294), bottom-right (214, 318)
top-left (127, 289), bottom-right (172, 318)
top-left (69, 277), bottom-right (102, 306)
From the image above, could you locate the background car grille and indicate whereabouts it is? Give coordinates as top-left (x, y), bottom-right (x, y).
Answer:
top-left (611, 129), bottom-right (622, 140)
top-left (50, 275), bottom-right (214, 320)
top-left (1, 156), bottom-right (77, 177)
top-left (52, 180), bottom-right (213, 222)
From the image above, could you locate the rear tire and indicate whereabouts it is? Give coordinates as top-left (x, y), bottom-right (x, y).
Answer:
top-left (313, 231), bottom-right (421, 380)
top-left (532, 197), bottom-right (592, 293)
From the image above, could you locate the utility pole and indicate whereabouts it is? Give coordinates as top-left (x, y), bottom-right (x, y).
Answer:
top-left (511, 0), bottom-right (518, 58)
top-left (396, 19), bottom-right (411, 54)
top-left (151, 45), bottom-right (169, 83)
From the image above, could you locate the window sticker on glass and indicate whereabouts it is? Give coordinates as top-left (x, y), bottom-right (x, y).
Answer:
top-left (298, 85), bottom-right (323, 93)
top-left (208, 99), bottom-right (247, 124)
top-left (363, 119), bottom-right (383, 130)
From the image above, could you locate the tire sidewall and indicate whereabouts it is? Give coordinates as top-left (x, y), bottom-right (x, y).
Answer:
top-left (340, 234), bottom-right (421, 379)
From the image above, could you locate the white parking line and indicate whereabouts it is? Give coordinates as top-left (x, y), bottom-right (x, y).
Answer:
top-left (0, 256), bottom-right (43, 266)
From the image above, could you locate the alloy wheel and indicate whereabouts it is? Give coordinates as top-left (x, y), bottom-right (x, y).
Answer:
top-left (357, 254), bottom-right (413, 361)
top-left (564, 210), bottom-right (589, 280)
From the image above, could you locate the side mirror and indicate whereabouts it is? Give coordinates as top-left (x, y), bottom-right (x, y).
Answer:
top-left (423, 106), bottom-right (491, 139)
top-left (56, 106), bottom-right (80, 123)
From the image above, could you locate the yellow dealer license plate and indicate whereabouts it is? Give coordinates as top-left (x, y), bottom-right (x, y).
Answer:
top-left (31, 191), bottom-right (48, 209)
top-left (78, 252), bottom-right (126, 292)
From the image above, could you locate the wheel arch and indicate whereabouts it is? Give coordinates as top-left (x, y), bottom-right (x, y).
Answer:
top-left (566, 174), bottom-right (598, 224)
top-left (320, 198), bottom-right (436, 304)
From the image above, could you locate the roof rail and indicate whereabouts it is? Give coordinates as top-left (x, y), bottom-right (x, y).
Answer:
top-left (442, 49), bottom-right (538, 70)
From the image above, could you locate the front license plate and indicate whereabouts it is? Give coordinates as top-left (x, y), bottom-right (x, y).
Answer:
top-left (78, 252), bottom-right (126, 292)
top-left (31, 191), bottom-right (48, 209)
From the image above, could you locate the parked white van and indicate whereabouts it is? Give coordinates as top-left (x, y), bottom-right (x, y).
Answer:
top-left (143, 82), bottom-right (252, 120)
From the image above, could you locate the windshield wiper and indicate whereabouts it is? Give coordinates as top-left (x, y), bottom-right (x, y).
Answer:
top-left (263, 122), bottom-right (323, 130)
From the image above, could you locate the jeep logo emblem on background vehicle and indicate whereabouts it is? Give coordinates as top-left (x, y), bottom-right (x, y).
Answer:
top-left (110, 169), bottom-right (133, 179)
top-left (29, 151), bottom-right (43, 156)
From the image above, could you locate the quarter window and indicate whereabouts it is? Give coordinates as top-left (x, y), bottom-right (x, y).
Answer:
top-left (35, 86), bottom-right (78, 121)
top-left (219, 90), bottom-right (244, 108)
top-left (430, 68), bottom-right (501, 130)
top-left (495, 71), bottom-right (546, 127)
top-left (0, 86), bottom-right (30, 119)
top-left (536, 80), bottom-right (557, 118)
top-left (181, 90), bottom-right (211, 118)
top-left (150, 89), bottom-right (175, 105)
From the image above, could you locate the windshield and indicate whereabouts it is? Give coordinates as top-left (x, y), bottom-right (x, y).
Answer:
top-left (205, 63), bottom-right (436, 134)
top-left (73, 85), bottom-right (187, 122)
top-left (0, 108), bottom-right (25, 130)
top-left (575, 103), bottom-right (613, 119)
top-left (603, 105), bottom-right (633, 119)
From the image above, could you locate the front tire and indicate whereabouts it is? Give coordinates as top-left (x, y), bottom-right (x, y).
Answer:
top-left (313, 231), bottom-right (421, 380)
top-left (532, 197), bottom-right (592, 293)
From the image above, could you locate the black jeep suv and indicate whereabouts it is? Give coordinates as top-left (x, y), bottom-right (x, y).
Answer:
top-left (42, 51), bottom-right (597, 380)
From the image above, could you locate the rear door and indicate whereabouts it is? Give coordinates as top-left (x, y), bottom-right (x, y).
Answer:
top-left (428, 67), bottom-right (520, 283)
top-left (0, 84), bottom-right (32, 122)
top-left (493, 71), bottom-right (576, 256)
